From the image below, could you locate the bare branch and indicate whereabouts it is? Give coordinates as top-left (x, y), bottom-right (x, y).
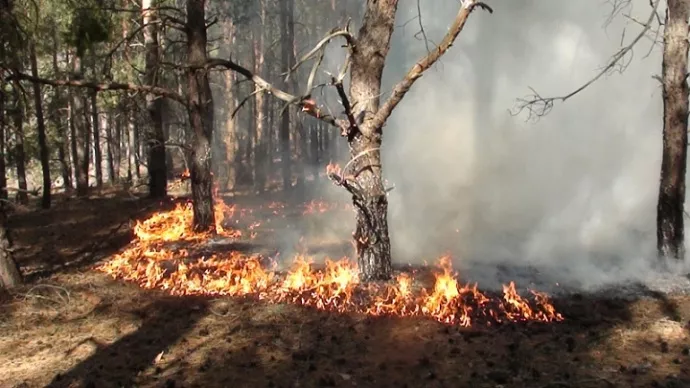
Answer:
top-left (368, 0), bottom-right (492, 132)
top-left (513, 0), bottom-right (661, 120)
top-left (5, 71), bottom-right (186, 105)
top-left (205, 58), bottom-right (349, 133)
top-left (287, 25), bottom-right (355, 82)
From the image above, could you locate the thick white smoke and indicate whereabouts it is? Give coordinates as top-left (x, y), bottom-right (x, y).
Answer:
top-left (379, 0), bottom-right (679, 290)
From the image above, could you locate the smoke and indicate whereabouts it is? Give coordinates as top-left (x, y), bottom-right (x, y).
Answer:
top-left (377, 0), bottom-right (682, 291)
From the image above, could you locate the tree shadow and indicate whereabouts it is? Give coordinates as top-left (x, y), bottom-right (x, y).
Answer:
top-left (8, 194), bottom-right (168, 282)
top-left (46, 295), bottom-right (209, 388)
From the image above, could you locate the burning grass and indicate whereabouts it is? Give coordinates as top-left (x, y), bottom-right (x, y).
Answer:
top-left (97, 196), bottom-right (564, 327)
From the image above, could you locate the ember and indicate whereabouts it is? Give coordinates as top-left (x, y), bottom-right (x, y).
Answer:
top-left (97, 198), bottom-right (564, 327)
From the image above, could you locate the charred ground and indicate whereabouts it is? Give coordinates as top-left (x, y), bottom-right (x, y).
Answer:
top-left (0, 189), bottom-right (689, 388)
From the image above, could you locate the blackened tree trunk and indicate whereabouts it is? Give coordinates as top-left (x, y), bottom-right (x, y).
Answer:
top-left (143, 0), bottom-right (167, 198)
top-left (90, 91), bottom-right (102, 188)
top-left (0, 206), bottom-right (21, 289)
top-left (29, 43), bottom-right (51, 208)
top-left (186, 0), bottom-right (215, 232)
top-left (657, 0), bottom-right (690, 261)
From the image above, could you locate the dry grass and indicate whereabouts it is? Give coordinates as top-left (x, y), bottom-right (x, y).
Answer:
top-left (0, 188), bottom-right (689, 388)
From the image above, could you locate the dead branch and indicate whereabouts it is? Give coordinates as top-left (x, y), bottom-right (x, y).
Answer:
top-left (205, 58), bottom-right (350, 133)
top-left (513, 0), bottom-right (661, 120)
top-left (368, 0), bottom-right (492, 132)
top-left (287, 25), bottom-right (355, 82)
top-left (4, 71), bottom-right (186, 105)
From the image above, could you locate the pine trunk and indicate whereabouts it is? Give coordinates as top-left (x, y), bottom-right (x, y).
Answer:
top-left (0, 207), bottom-right (21, 289)
top-left (143, 0), bottom-right (167, 198)
top-left (29, 43), bottom-right (51, 208)
top-left (657, 0), bottom-right (690, 261)
top-left (186, 0), bottom-right (215, 232)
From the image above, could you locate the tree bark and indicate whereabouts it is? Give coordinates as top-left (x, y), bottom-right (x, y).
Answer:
top-left (186, 0), bottom-right (215, 232)
top-left (253, 3), bottom-right (267, 193)
top-left (90, 91), bottom-right (102, 188)
top-left (0, 207), bottom-right (21, 289)
top-left (29, 42), bottom-right (51, 208)
top-left (51, 33), bottom-right (71, 190)
top-left (105, 108), bottom-right (115, 183)
top-left (12, 86), bottom-right (28, 205)
top-left (280, 0), bottom-right (295, 191)
top-left (222, 19), bottom-right (237, 192)
top-left (0, 57), bottom-right (7, 201)
top-left (657, 0), bottom-right (690, 261)
top-left (70, 53), bottom-right (89, 196)
top-left (343, 1), bottom-right (399, 280)
top-left (143, 0), bottom-right (167, 198)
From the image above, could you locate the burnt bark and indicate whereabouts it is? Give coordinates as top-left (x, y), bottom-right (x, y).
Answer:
top-left (143, 0), bottom-right (167, 198)
top-left (0, 206), bottom-right (21, 289)
top-left (657, 0), bottom-right (689, 261)
top-left (186, 0), bottom-right (215, 232)
top-left (29, 42), bottom-right (51, 208)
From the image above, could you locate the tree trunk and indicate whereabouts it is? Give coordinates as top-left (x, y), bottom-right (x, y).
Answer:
top-left (105, 108), bottom-right (115, 183)
top-left (345, 1), bottom-right (399, 281)
top-left (51, 35), bottom-right (71, 190)
top-left (657, 0), bottom-right (690, 261)
top-left (0, 63), bottom-right (7, 201)
top-left (143, 0), bottom-right (167, 198)
top-left (90, 91), bottom-right (102, 188)
top-left (0, 207), bottom-right (21, 289)
top-left (113, 104), bottom-right (122, 182)
top-left (30, 43), bottom-right (51, 208)
top-left (70, 53), bottom-right (89, 196)
top-left (279, 0), bottom-right (295, 192)
top-left (253, 3), bottom-right (267, 193)
top-left (186, 0), bottom-right (215, 232)
top-left (223, 19), bottom-right (237, 192)
top-left (12, 87), bottom-right (28, 205)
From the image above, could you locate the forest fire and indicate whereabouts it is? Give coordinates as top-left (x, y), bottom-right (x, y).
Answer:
top-left (97, 199), bottom-right (564, 327)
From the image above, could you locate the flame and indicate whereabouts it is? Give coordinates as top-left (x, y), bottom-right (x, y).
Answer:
top-left (97, 200), bottom-right (564, 327)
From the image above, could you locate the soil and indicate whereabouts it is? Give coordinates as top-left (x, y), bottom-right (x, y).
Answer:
top-left (1, 186), bottom-right (690, 388)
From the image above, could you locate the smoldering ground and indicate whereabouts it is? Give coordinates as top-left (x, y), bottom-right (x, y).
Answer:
top-left (212, 0), bottom-right (690, 294)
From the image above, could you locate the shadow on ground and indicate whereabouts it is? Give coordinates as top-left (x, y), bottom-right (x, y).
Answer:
top-left (7, 192), bottom-right (167, 282)
top-left (28, 288), bottom-right (690, 388)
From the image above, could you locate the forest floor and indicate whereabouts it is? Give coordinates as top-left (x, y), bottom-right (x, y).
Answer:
top-left (0, 185), bottom-right (690, 388)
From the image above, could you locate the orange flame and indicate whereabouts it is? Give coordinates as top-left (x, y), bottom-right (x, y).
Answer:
top-left (97, 201), bottom-right (564, 327)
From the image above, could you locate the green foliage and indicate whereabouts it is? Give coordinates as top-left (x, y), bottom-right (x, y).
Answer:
top-left (66, 1), bottom-right (113, 56)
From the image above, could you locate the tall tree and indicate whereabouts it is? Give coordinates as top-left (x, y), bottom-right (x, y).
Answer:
top-left (657, 0), bottom-right (689, 260)
top-left (186, 0), bottom-right (215, 231)
top-left (279, 0), bottom-right (295, 192)
top-left (142, 0), bottom-right (167, 198)
top-left (29, 42), bottom-right (51, 208)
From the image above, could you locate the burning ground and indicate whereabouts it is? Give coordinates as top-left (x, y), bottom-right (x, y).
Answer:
top-left (0, 188), bottom-right (689, 387)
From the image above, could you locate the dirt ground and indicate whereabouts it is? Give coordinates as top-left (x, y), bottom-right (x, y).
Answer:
top-left (1, 187), bottom-right (690, 388)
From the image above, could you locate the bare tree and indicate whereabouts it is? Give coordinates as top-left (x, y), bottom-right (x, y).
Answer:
top-left (210, 0), bottom-right (493, 280)
top-left (29, 42), bottom-right (51, 208)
